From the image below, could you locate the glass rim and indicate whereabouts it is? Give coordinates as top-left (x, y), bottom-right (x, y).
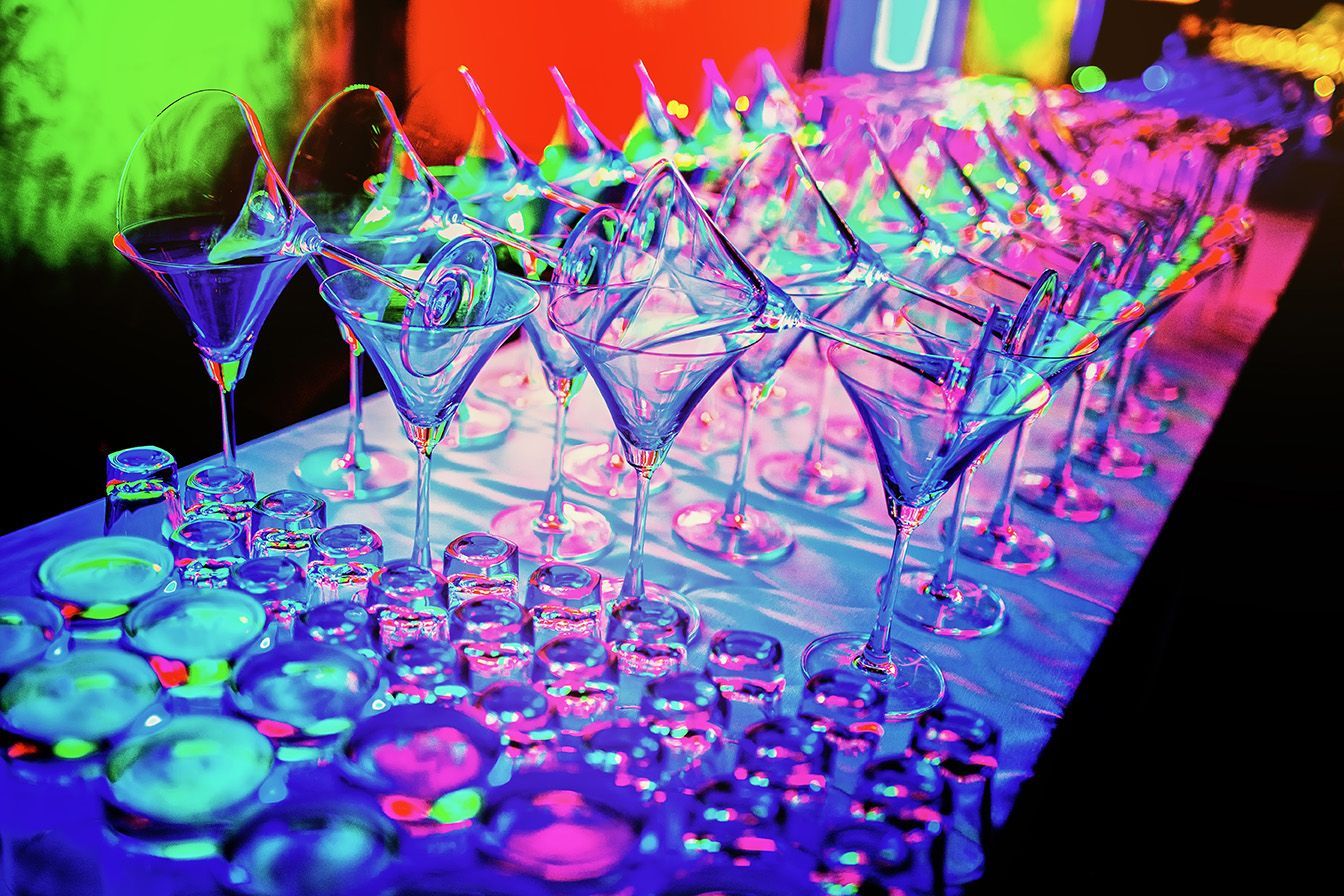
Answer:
top-left (548, 279), bottom-right (765, 359)
top-left (318, 267), bottom-right (539, 334)
top-left (826, 331), bottom-right (1051, 419)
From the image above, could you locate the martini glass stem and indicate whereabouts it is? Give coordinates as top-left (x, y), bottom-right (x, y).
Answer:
top-left (801, 356), bottom-right (836, 470)
top-left (218, 385), bottom-right (238, 468)
top-left (619, 467), bottom-right (655, 600)
top-left (861, 510), bottom-right (926, 669)
top-left (406, 422), bottom-right (445, 567)
top-left (988, 419), bottom-right (1033, 531)
top-left (1051, 367), bottom-right (1097, 486)
top-left (539, 379), bottom-right (575, 529)
top-left (343, 347), bottom-right (367, 467)
top-left (931, 474), bottom-right (974, 592)
top-left (1094, 330), bottom-right (1146, 448)
top-left (721, 384), bottom-right (764, 521)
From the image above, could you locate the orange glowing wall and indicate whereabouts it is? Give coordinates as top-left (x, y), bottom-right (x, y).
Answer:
top-left (405, 0), bottom-right (812, 160)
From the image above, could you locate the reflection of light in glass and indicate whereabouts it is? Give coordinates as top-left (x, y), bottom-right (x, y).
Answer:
top-left (1071, 65), bottom-right (1107, 93)
top-left (1314, 75), bottom-right (1336, 98)
top-left (1141, 65), bottom-right (1170, 91)
top-left (870, 0), bottom-right (939, 73)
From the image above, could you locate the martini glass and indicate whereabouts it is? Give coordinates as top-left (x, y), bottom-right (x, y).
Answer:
top-left (891, 286), bottom-right (1100, 637)
top-left (489, 277), bottom-right (614, 562)
top-left (318, 237), bottom-right (537, 566)
top-left (550, 278), bottom-right (762, 636)
top-left (804, 333), bottom-right (1049, 717)
top-left (673, 132), bottom-right (882, 562)
top-left (114, 90), bottom-right (309, 467)
top-left (286, 85), bottom-right (450, 500)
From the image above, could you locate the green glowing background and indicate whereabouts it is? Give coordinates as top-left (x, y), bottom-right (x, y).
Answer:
top-left (963, 0), bottom-right (1078, 85)
top-left (0, 0), bottom-right (351, 265)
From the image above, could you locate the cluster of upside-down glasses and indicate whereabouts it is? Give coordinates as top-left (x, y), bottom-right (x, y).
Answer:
top-left (1, 50), bottom-right (1297, 894)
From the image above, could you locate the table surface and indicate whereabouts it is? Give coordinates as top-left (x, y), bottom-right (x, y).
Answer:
top-left (0, 271), bottom-right (1272, 828)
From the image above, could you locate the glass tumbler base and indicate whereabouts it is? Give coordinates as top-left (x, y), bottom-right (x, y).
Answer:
top-left (758, 453), bottom-right (867, 508)
top-left (1074, 437), bottom-right (1155, 479)
top-left (800, 633), bottom-right (946, 720)
top-left (600, 579), bottom-right (701, 643)
top-left (955, 513), bottom-right (1058, 574)
top-left (293, 444), bottom-right (410, 501)
top-left (455, 398), bottom-right (512, 450)
top-left (562, 442), bottom-right (673, 500)
top-left (894, 571), bottom-right (1006, 639)
top-left (672, 501), bottom-right (795, 564)
top-left (490, 500), bottom-right (614, 563)
top-left (1015, 471), bottom-right (1114, 523)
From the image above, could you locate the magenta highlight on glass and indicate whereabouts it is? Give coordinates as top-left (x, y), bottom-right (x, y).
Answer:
top-left (105, 445), bottom-right (181, 541)
top-left (307, 523), bottom-right (384, 604)
top-left (365, 559), bottom-right (450, 651)
top-left (250, 488), bottom-right (327, 565)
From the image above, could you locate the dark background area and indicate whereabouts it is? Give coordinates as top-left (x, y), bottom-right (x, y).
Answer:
top-left (0, 2), bottom-right (1331, 889)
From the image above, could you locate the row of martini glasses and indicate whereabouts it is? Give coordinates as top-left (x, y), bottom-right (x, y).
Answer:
top-left (112, 57), bottom-right (1249, 719)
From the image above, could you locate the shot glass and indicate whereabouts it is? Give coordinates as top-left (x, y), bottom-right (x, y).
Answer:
top-left (605, 597), bottom-right (689, 707)
top-left (34, 536), bottom-right (173, 637)
top-left (169, 517), bottom-right (248, 588)
top-left (450, 595), bottom-right (535, 689)
top-left (443, 532), bottom-right (520, 581)
top-left (308, 524), bottom-right (383, 604)
top-left (475, 680), bottom-right (558, 771)
top-left (251, 489), bottom-right (327, 565)
top-left (684, 776), bottom-right (787, 864)
top-left (738, 717), bottom-right (832, 843)
top-left (444, 573), bottom-right (517, 611)
top-left (297, 601), bottom-right (380, 657)
top-left (914, 704), bottom-right (1000, 885)
top-left (582, 718), bottom-right (668, 797)
top-left (852, 752), bottom-right (947, 894)
top-left (384, 640), bottom-right (469, 707)
top-left (181, 464), bottom-right (257, 544)
top-left (798, 668), bottom-right (889, 786)
top-left (229, 555), bottom-right (308, 645)
top-left (525, 561), bottom-right (604, 642)
top-left (532, 635), bottom-right (619, 734)
top-left (104, 445), bottom-right (180, 541)
top-left (640, 672), bottom-right (729, 787)
top-left (365, 560), bottom-right (450, 651)
top-left (814, 823), bottom-right (913, 895)
top-left (706, 629), bottom-right (786, 734)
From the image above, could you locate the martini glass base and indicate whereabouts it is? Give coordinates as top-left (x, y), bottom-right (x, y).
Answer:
top-left (672, 502), bottom-right (794, 564)
top-left (293, 445), bottom-right (410, 501)
top-left (894, 571), bottom-right (1006, 639)
top-left (800, 634), bottom-right (946, 720)
top-left (758, 453), bottom-right (867, 508)
top-left (954, 513), bottom-right (1058, 574)
top-left (719, 379), bottom-right (810, 419)
top-left (600, 579), bottom-right (701, 643)
top-left (1137, 366), bottom-right (1182, 403)
top-left (1074, 437), bottom-right (1155, 479)
top-left (490, 501), bottom-right (614, 563)
top-left (1016, 471), bottom-right (1114, 523)
top-left (492, 368), bottom-right (553, 410)
top-left (455, 399), bottom-right (512, 450)
top-left (563, 442), bottom-right (673, 499)
top-left (825, 416), bottom-right (875, 459)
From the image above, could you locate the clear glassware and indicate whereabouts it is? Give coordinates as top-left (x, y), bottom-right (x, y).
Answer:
top-left (221, 791), bottom-right (401, 896)
top-left (105, 445), bottom-right (180, 540)
top-left (524, 561), bottom-right (604, 641)
top-left (737, 716), bottom-right (831, 847)
top-left (851, 753), bottom-right (947, 895)
top-left (915, 703), bottom-right (1000, 886)
top-left (228, 640), bottom-right (380, 761)
top-left (443, 531), bottom-right (521, 582)
top-left (533, 635), bottom-right (619, 733)
top-left (803, 333), bottom-right (1049, 717)
top-left (705, 629), bottom-right (786, 733)
top-left (308, 523), bottom-right (384, 604)
top-left (365, 559), bottom-right (450, 651)
top-left (34, 536), bottom-right (173, 636)
top-left (229, 555), bottom-right (308, 643)
top-left (339, 703), bottom-right (506, 839)
top-left (582, 718), bottom-right (667, 796)
top-left (250, 489), bottom-right (327, 564)
top-left (490, 278), bottom-right (614, 562)
top-left (168, 517), bottom-right (249, 588)
top-left (451, 594), bottom-right (536, 688)
top-left (604, 596), bottom-right (690, 706)
top-left (0, 595), bottom-right (66, 679)
top-left (813, 823), bottom-right (913, 895)
top-left (684, 775), bottom-right (787, 863)
top-left (286, 85), bottom-right (454, 501)
top-left (181, 463), bottom-right (257, 540)
top-left (385, 640), bottom-right (468, 707)
top-left (319, 248), bottom-right (537, 566)
top-left (797, 668), bottom-right (889, 777)
top-left (639, 671), bottom-right (730, 785)
top-left (475, 680), bottom-right (558, 770)
top-left (123, 586), bottom-right (266, 706)
top-left (297, 600), bottom-right (379, 656)
top-left (114, 90), bottom-right (309, 468)
top-left (444, 573), bottom-right (518, 611)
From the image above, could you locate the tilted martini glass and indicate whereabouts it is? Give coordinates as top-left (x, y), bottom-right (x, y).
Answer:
top-left (318, 236), bottom-right (537, 567)
top-left (810, 332), bottom-right (1050, 717)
